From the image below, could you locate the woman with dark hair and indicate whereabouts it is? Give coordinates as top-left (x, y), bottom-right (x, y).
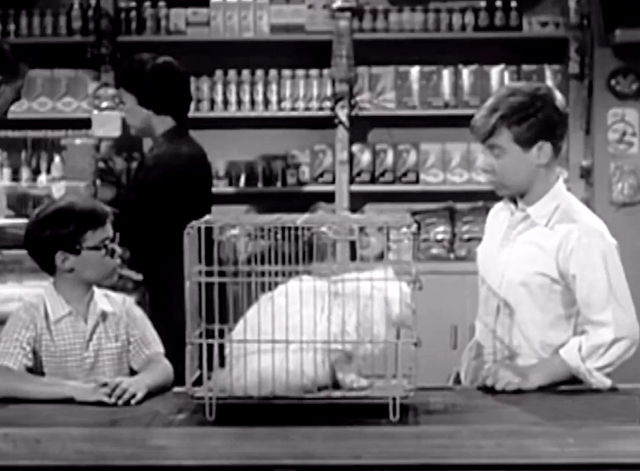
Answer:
top-left (114, 53), bottom-right (213, 386)
top-left (0, 41), bottom-right (27, 117)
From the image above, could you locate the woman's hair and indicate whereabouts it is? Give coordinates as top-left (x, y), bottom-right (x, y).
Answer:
top-left (114, 53), bottom-right (192, 123)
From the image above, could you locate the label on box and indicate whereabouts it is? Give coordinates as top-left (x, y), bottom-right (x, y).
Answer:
top-left (254, 0), bottom-right (270, 35)
top-left (311, 144), bottom-right (334, 183)
top-left (210, 0), bottom-right (225, 36)
top-left (396, 65), bottom-right (420, 110)
top-left (239, 0), bottom-right (255, 37)
top-left (224, 0), bottom-right (240, 37)
top-left (457, 65), bottom-right (486, 108)
top-left (369, 66), bottom-right (396, 110)
top-left (351, 142), bottom-right (374, 183)
top-left (395, 143), bottom-right (419, 184)
top-left (468, 143), bottom-right (489, 184)
top-left (354, 66), bottom-right (371, 110)
top-left (444, 142), bottom-right (471, 184)
top-left (374, 143), bottom-right (395, 183)
top-left (418, 142), bottom-right (446, 185)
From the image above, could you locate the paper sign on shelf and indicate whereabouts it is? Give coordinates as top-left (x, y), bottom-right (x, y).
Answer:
top-left (607, 107), bottom-right (640, 156)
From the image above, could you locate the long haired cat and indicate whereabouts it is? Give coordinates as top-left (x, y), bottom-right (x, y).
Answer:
top-left (211, 265), bottom-right (415, 396)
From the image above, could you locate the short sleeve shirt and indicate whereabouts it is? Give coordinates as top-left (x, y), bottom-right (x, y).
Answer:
top-left (0, 282), bottom-right (165, 381)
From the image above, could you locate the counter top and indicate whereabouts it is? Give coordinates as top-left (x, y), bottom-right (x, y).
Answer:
top-left (1, 387), bottom-right (640, 466)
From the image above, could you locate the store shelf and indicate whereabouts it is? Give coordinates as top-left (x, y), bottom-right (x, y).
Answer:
top-left (356, 109), bottom-right (477, 118)
top-left (6, 112), bottom-right (91, 120)
top-left (119, 33), bottom-right (332, 43)
top-left (6, 37), bottom-right (92, 45)
top-left (611, 28), bottom-right (640, 45)
top-left (354, 31), bottom-right (569, 41)
top-left (118, 31), bottom-right (568, 44)
top-left (211, 184), bottom-right (493, 194)
top-left (190, 111), bottom-right (331, 119)
top-left (3, 113), bottom-right (92, 131)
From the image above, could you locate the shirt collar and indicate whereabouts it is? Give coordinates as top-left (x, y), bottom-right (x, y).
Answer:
top-left (43, 282), bottom-right (116, 322)
top-left (510, 176), bottom-right (567, 227)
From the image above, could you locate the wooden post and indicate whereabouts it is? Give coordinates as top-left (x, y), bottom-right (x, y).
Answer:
top-left (330, 0), bottom-right (357, 263)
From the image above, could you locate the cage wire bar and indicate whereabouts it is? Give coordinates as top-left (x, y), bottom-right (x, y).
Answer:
top-left (183, 0), bottom-right (422, 423)
top-left (184, 212), bottom-right (421, 422)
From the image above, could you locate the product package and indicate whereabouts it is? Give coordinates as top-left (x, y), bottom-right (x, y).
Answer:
top-left (444, 142), bottom-right (471, 185)
top-left (287, 148), bottom-right (312, 186)
top-left (395, 65), bottom-right (421, 110)
top-left (453, 202), bottom-right (489, 260)
top-left (310, 143), bottom-right (334, 184)
top-left (544, 63), bottom-right (568, 98)
top-left (419, 65), bottom-right (455, 109)
top-left (457, 64), bottom-right (487, 108)
top-left (610, 161), bottom-right (640, 206)
top-left (467, 143), bottom-right (489, 184)
top-left (369, 66), bottom-right (396, 110)
top-left (373, 143), bottom-right (395, 183)
top-left (519, 64), bottom-right (546, 83)
top-left (354, 66), bottom-right (372, 110)
top-left (418, 142), bottom-right (446, 185)
top-left (413, 204), bottom-right (454, 261)
top-left (351, 142), bottom-right (374, 183)
top-left (395, 143), bottom-right (419, 184)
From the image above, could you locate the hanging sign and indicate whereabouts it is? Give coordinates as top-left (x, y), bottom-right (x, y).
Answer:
top-left (607, 107), bottom-right (639, 156)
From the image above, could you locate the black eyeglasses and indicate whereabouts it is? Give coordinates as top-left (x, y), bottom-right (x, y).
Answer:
top-left (79, 233), bottom-right (121, 259)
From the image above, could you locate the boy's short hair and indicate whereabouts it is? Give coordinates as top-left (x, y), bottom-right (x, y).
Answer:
top-left (470, 82), bottom-right (569, 158)
top-left (114, 53), bottom-right (191, 124)
top-left (24, 196), bottom-right (113, 276)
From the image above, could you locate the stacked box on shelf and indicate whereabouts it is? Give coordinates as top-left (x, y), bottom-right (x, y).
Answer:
top-left (354, 63), bottom-right (568, 112)
top-left (190, 68), bottom-right (332, 115)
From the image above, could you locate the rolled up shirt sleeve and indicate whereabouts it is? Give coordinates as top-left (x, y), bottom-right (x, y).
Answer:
top-left (557, 228), bottom-right (640, 389)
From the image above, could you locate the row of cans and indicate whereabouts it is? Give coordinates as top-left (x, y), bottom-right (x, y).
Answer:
top-left (190, 68), bottom-right (334, 114)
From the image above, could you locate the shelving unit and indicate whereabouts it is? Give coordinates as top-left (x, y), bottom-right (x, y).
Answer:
top-left (0, 0), bottom-right (586, 388)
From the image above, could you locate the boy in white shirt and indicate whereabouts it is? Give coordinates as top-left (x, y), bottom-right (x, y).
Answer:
top-left (459, 82), bottom-right (639, 392)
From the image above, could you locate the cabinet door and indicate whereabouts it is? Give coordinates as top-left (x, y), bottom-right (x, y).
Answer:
top-left (413, 269), bottom-right (479, 387)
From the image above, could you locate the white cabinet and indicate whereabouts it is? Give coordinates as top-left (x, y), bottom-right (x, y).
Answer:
top-left (412, 262), bottom-right (478, 387)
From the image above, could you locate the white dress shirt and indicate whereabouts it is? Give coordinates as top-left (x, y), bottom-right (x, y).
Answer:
top-left (461, 177), bottom-right (640, 389)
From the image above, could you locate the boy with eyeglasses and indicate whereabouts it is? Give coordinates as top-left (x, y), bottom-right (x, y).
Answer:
top-left (0, 196), bottom-right (174, 405)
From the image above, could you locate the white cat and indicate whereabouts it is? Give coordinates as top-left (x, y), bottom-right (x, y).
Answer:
top-left (211, 265), bottom-right (415, 397)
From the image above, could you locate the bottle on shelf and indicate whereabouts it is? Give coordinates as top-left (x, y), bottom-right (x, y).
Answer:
top-left (508, 0), bottom-right (522, 31)
top-left (425, 6), bottom-right (438, 32)
top-left (0, 152), bottom-right (12, 184)
top-left (50, 153), bottom-right (64, 181)
top-left (7, 9), bottom-right (16, 38)
top-left (58, 7), bottom-right (68, 36)
top-left (143, 0), bottom-right (156, 35)
top-left (43, 9), bottom-right (54, 36)
top-left (86, 0), bottom-right (98, 36)
top-left (463, 6), bottom-right (475, 32)
top-left (31, 9), bottom-right (42, 37)
top-left (475, 1), bottom-right (490, 31)
top-left (493, 0), bottom-right (507, 31)
top-left (69, 0), bottom-right (83, 36)
top-left (36, 152), bottom-right (49, 187)
top-left (157, 1), bottom-right (169, 35)
top-left (129, 1), bottom-right (139, 36)
top-left (19, 151), bottom-right (32, 185)
top-left (18, 9), bottom-right (29, 37)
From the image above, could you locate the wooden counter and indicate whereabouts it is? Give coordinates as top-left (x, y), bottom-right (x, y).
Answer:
top-left (1, 387), bottom-right (640, 467)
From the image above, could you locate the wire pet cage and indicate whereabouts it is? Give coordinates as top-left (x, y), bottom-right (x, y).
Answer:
top-left (184, 211), bottom-right (421, 422)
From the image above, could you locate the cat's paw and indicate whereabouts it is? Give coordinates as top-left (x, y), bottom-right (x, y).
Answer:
top-left (335, 372), bottom-right (373, 391)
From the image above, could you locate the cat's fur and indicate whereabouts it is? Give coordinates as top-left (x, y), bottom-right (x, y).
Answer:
top-left (211, 265), bottom-right (414, 396)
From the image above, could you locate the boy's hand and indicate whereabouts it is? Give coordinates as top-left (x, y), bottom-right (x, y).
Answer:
top-left (67, 381), bottom-right (115, 405)
top-left (99, 376), bottom-right (149, 406)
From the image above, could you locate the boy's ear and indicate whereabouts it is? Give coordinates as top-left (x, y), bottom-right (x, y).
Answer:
top-left (54, 250), bottom-right (76, 273)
